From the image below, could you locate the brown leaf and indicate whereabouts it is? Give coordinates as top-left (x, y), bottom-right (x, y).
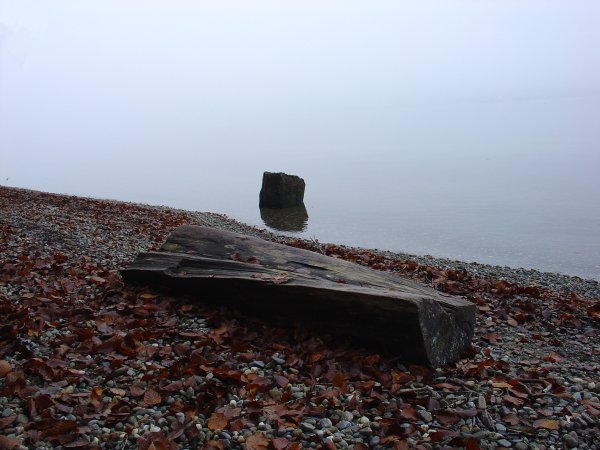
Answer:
top-left (533, 418), bottom-right (560, 430)
top-left (43, 420), bottom-right (77, 437)
top-left (507, 318), bottom-right (518, 327)
top-left (465, 437), bottom-right (481, 450)
top-left (0, 436), bottom-right (21, 450)
top-left (543, 352), bottom-right (563, 363)
top-left (109, 387), bottom-right (126, 397)
top-left (400, 406), bottom-right (418, 420)
top-left (0, 360), bottom-right (12, 377)
top-left (0, 415), bottom-right (16, 429)
top-left (503, 394), bottom-right (524, 406)
top-left (502, 413), bottom-right (520, 425)
top-left (245, 433), bottom-right (269, 450)
top-left (203, 441), bottom-right (224, 450)
top-left (143, 388), bottom-right (162, 406)
top-left (130, 385), bottom-right (145, 397)
top-left (434, 409), bottom-right (460, 425)
top-left (332, 372), bottom-right (346, 388)
top-left (63, 439), bottom-right (91, 448)
top-left (354, 444), bottom-right (369, 450)
top-left (272, 437), bottom-right (289, 450)
top-left (207, 412), bottom-right (228, 431)
top-left (273, 374), bottom-right (289, 387)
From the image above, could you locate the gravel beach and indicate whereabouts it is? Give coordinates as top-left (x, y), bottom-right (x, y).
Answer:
top-left (1, 186), bottom-right (598, 450)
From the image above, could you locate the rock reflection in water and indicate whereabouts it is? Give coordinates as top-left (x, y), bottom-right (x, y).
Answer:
top-left (260, 204), bottom-right (309, 232)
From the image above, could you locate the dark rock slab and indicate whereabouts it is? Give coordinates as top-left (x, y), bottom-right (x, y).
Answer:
top-left (259, 172), bottom-right (305, 208)
top-left (121, 225), bottom-right (476, 367)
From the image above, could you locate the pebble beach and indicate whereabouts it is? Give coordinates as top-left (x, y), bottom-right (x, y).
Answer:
top-left (0, 186), bottom-right (598, 449)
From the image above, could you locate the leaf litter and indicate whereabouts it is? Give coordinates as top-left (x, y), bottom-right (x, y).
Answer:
top-left (0, 186), bottom-right (598, 449)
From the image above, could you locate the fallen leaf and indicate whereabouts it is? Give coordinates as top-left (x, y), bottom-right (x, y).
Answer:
top-left (0, 415), bottom-right (16, 429)
top-left (109, 387), bottom-right (126, 397)
top-left (272, 438), bottom-right (288, 450)
top-left (245, 433), bottom-right (269, 450)
top-left (130, 385), bottom-right (145, 397)
top-left (400, 406), bottom-right (418, 420)
top-left (332, 372), bottom-right (346, 388)
top-left (0, 360), bottom-right (12, 377)
top-left (143, 388), bottom-right (162, 406)
top-left (533, 418), bottom-right (560, 430)
top-left (207, 412), bottom-right (228, 431)
top-left (0, 436), bottom-right (20, 450)
top-left (507, 318), bottom-right (518, 327)
top-left (502, 413), bottom-right (520, 425)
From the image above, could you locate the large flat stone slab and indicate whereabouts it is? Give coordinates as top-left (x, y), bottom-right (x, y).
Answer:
top-left (121, 225), bottom-right (476, 367)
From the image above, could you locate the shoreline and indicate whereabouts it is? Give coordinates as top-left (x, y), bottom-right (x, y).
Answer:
top-left (1, 184), bottom-right (599, 449)
top-left (2, 185), bottom-right (598, 300)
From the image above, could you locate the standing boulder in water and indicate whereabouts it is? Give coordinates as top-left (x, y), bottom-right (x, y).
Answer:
top-left (259, 172), bottom-right (305, 208)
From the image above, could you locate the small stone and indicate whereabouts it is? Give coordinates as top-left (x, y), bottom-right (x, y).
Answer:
top-left (342, 411), bottom-right (353, 421)
top-left (149, 425), bottom-right (161, 433)
top-left (497, 439), bottom-right (512, 447)
top-left (418, 410), bottom-right (432, 422)
top-left (319, 418), bottom-right (333, 429)
top-left (572, 392), bottom-right (582, 402)
top-left (300, 422), bottom-right (316, 432)
top-left (2, 408), bottom-right (12, 417)
top-left (337, 420), bottom-right (351, 430)
top-left (358, 416), bottom-right (370, 425)
top-left (495, 423), bottom-right (507, 433)
top-left (514, 443), bottom-right (528, 450)
top-left (563, 432), bottom-right (578, 448)
top-left (477, 395), bottom-right (487, 410)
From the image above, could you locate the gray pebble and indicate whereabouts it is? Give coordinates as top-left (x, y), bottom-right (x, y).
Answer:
top-left (319, 418), bottom-right (333, 429)
top-left (300, 422), bottom-right (316, 432)
top-left (563, 432), bottom-right (578, 448)
top-left (418, 410), bottom-right (433, 422)
top-left (337, 420), bottom-right (351, 430)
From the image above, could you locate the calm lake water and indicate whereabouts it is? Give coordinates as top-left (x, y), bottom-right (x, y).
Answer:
top-left (2, 2), bottom-right (600, 280)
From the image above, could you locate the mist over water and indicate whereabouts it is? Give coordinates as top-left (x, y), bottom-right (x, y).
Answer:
top-left (1, 1), bottom-right (599, 279)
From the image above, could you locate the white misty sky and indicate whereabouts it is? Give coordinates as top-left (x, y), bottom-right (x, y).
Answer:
top-left (1, 0), bottom-right (599, 176)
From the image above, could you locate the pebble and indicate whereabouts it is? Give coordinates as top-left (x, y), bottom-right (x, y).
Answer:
top-left (563, 432), bottom-right (578, 448)
top-left (337, 420), bottom-right (351, 430)
top-left (514, 443), bottom-right (528, 450)
top-left (319, 418), bottom-right (333, 429)
top-left (498, 439), bottom-right (512, 447)
top-left (418, 410), bottom-right (433, 422)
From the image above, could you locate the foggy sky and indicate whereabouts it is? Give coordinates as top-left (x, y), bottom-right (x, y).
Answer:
top-left (2, 0), bottom-right (600, 171)
top-left (1, 0), bottom-right (600, 191)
